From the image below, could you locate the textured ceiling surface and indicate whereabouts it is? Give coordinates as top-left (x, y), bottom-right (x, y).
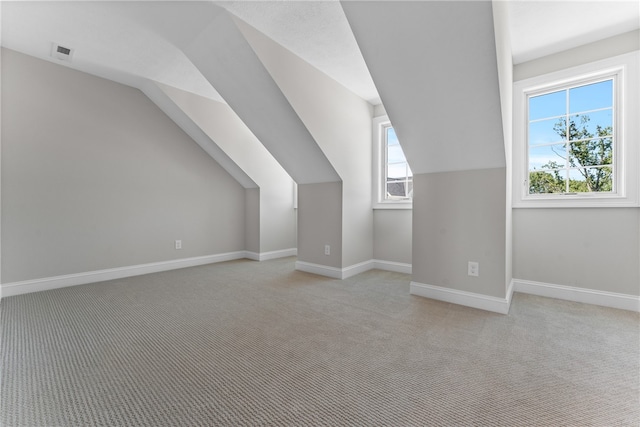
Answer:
top-left (1, 1), bottom-right (639, 104)
top-left (508, 0), bottom-right (640, 64)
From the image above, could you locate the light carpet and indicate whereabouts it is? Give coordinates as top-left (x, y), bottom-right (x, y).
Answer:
top-left (1, 257), bottom-right (638, 426)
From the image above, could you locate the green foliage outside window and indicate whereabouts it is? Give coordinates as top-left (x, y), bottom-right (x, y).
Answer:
top-left (529, 115), bottom-right (613, 194)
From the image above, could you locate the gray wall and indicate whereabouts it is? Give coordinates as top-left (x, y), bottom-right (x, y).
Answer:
top-left (1, 48), bottom-right (246, 283)
top-left (297, 182), bottom-right (342, 268)
top-left (513, 209), bottom-right (639, 296)
top-left (373, 210), bottom-right (412, 265)
top-left (413, 168), bottom-right (507, 298)
top-left (244, 188), bottom-right (260, 254)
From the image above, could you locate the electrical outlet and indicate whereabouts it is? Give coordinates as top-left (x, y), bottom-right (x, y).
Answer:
top-left (324, 245), bottom-right (330, 256)
top-left (175, 240), bottom-right (182, 250)
top-left (468, 261), bottom-right (479, 277)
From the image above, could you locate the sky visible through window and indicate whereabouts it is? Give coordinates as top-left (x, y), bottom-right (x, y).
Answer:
top-left (386, 127), bottom-right (412, 179)
top-left (528, 79), bottom-right (613, 194)
top-left (386, 126), bottom-right (412, 200)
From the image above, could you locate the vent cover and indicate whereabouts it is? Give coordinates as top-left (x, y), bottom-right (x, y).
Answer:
top-left (51, 43), bottom-right (74, 61)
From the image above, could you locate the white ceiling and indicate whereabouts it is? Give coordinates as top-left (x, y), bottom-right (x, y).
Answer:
top-left (1, 1), bottom-right (638, 106)
top-left (508, 0), bottom-right (640, 64)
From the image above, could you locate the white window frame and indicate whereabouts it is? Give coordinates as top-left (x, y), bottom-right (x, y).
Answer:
top-left (372, 115), bottom-right (412, 209)
top-left (513, 51), bottom-right (639, 208)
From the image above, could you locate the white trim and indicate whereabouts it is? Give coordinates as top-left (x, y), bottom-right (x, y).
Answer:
top-left (373, 259), bottom-right (412, 274)
top-left (295, 261), bottom-right (343, 279)
top-left (1, 251), bottom-right (248, 297)
top-left (513, 279), bottom-right (640, 312)
top-left (410, 281), bottom-right (512, 314)
top-left (294, 260), bottom-right (374, 280)
top-left (342, 260), bottom-right (375, 279)
top-left (257, 248), bottom-right (297, 261)
top-left (295, 259), bottom-right (413, 279)
top-left (244, 251), bottom-right (260, 261)
top-left (245, 248), bottom-right (298, 261)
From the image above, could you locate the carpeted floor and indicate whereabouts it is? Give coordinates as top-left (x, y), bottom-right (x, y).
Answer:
top-left (1, 257), bottom-right (638, 426)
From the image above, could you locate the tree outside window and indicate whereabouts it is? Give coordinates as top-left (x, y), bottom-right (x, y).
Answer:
top-left (528, 79), bottom-right (614, 194)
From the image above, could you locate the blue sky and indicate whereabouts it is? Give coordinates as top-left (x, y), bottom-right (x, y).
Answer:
top-left (386, 127), bottom-right (412, 179)
top-left (528, 79), bottom-right (613, 170)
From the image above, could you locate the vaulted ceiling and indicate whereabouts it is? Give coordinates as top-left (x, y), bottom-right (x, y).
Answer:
top-left (3, 1), bottom-right (637, 108)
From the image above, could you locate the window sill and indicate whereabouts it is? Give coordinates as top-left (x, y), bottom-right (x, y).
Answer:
top-left (513, 194), bottom-right (638, 208)
top-left (373, 201), bottom-right (413, 210)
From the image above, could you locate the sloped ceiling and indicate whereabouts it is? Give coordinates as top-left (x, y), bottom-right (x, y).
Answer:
top-left (219, 0), bottom-right (380, 104)
top-left (3, 1), bottom-right (637, 106)
top-left (176, 6), bottom-right (340, 184)
top-left (342, 0), bottom-right (506, 174)
top-left (2, 1), bottom-right (638, 179)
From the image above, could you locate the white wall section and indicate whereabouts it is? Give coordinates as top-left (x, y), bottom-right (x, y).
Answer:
top-left (492, 0), bottom-right (514, 298)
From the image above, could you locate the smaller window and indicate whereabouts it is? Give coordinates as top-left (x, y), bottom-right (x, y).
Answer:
top-left (372, 116), bottom-right (412, 209)
top-left (384, 125), bottom-right (413, 200)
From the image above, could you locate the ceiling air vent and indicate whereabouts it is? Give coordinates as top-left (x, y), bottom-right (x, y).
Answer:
top-left (51, 43), bottom-right (74, 62)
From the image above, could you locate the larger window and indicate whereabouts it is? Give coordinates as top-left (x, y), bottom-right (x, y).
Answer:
top-left (527, 78), bottom-right (614, 195)
top-left (513, 51), bottom-right (638, 208)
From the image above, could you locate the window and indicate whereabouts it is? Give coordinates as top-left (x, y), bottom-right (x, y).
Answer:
top-left (384, 125), bottom-right (413, 200)
top-left (527, 78), bottom-right (614, 195)
top-left (513, 52), bottom-right (638, 208)
top-left (373, 116), bottom-right (412, 208)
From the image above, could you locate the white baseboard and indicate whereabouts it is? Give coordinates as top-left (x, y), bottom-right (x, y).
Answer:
top-left (1, 251), bottom-right (248, 297)
top-left (410, 281), bottom-right (512, 314)
top-left (373, 260), bottom-right (412, 274)
top-left (295, 261), bottom-right (343, 279)
top-left (513, 279), bottom-right (640, 312)
top-left (342, 260), bottom-right (375, 279)
top-left (295, 259), bottom-right (412, 280)
top-left (245, 248), bottom-right (297, 261)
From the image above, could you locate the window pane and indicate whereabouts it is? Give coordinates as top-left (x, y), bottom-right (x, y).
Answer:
top-left (387, 162), bottom-right (409, 179)
top-left (529, 117), bottom-right (566, 145)
top-left (387, 181), bottom-right (409, 198)
top-left (529, 170), bottom-right (566, 194)
top-left (529, 143), bottom-right (566, 170)
top-left (386, 127), bottom-right (399, 145)
top-left (568, 167), bottom-right (612, 193)
top-left (569, 80), bottom-right (613, 114)
top-left (567, 110), bottom-right (613, 141)
top-left (387, 144), bottom-right (406, 164)
top-left (529, 90), bottom-right (566, 121)
top-left (569, 137), bottom-right (613, 168)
